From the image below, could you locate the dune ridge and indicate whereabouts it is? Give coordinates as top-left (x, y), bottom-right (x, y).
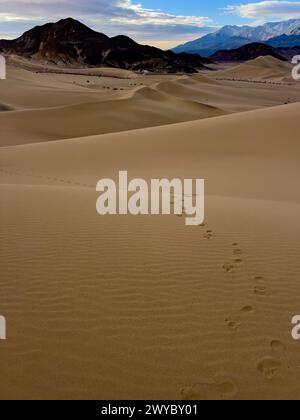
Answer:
top-left (1, 61), bottom-right (300, 146)
top-left (214, 56), bottom-right (294, 83)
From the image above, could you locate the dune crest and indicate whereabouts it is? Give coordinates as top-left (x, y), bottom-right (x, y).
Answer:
top-left (215, 55), bottom-right (294, 82)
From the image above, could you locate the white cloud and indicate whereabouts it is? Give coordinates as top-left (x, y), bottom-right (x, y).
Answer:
top-left (226, 1), bottom-right (300, 21)
top-left (112, 0), bottom-right (210, 27)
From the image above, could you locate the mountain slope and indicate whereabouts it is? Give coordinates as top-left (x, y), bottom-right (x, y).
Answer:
top-left (210, 43), bottom-right (287, 62)
top-left (275, 46), bottom-right (300, 60)
top-left (0, 18), bottom-right (211, 73)
top-left (173, 19), bottom-right (300, 56)
top-left (267, 33), bottom-right (300, 48)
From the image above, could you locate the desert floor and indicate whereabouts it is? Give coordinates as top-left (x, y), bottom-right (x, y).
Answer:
top-left (1, 57), bottom-right (300, 399)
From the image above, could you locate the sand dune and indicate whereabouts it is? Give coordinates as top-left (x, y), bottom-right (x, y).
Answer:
top-left (1, 64), bottom-right (300, 146)
top-left (1, 59), bottom-right (300, 400)
top-left (7, 55), bottom-right (139, 79)
top-left (214, 56), bottom-right (294, 83)
top-left (156, 74), bottom-right (297, 112)
top-left (0, 85), bottom-right (225, 146)
top-left (1, 102), bottom-right (299, 201)
top-left (1, 103), bottom-right (300, 399)
top-left (0, 65), bottom-right (144, 110)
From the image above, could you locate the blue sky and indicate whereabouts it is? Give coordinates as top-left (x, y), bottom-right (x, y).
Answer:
top-left (1, 1), bottom-right (300, 48)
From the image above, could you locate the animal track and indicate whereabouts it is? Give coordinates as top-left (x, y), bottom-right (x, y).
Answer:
top-left (233, 249), bottom-right (243, 256)
top-left (240, 305), bottom-right (254, 314)
top-left (254, 276), bottom-right (268, 296)
top-left (204, 230), bottom-right (213, 240)
top-left (222, 242), bottom-right (246, 274)
top-left (223, 263), bottom-right (235, 273)
top-left (181, 379), bottom-right (238, 400)
top-left (223, 243), bottom-right (244, 274)
top-left (225, 316), bottom-right (241, 332)
top-left (257, 357), bottom-right (282, 380)
top-left (254, 285), bottom-right (267, 296)
top-left (225, 306), bottom-right (255, 332)
top-left (0, 167), bottom-right (94, 189)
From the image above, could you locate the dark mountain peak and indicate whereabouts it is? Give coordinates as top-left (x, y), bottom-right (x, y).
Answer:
top-left (52, 17), bottom-right (100, 35)
top-left (15, 17), bottom-right (107, 44)
top-left (210, 42), bottom-right (287, 62)
top-left (110, 35), bottom-right (138, 48)
top-left (0, 18), bottom-right (212, 73)
top-left (56, 17), bottom-right (83, 25)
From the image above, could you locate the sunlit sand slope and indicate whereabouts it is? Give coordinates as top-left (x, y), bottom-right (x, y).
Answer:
top-left (0, 103), bottom-right (300, 399)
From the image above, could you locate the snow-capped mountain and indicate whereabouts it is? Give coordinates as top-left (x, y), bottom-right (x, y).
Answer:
top-left (173, 19), bottom-right (300, 57)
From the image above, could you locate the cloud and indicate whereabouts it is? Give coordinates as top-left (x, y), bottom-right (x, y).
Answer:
top-left (226, 1), bottom-right (300, 21)
top-left (0, 0), bottom-right (216, 48)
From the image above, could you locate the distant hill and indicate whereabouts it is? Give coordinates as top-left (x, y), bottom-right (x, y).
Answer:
top-left (267, 34), bottom-right (300, 48)
top-left (210, 43), bottom-right (287, 63)
top-left (275, 46), bottom-right (300, 60)
top-left (0, 18), bottom-right (212, 73)
top-left (173, 19), bottom-right (300, 56)
top-left (213, 56), bottom-right (293, 83)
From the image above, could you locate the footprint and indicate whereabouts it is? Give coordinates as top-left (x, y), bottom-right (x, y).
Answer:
top-left (270, 340), bottom-right (286, 354)
top-left (254, 285), bottom-right (267, 296)
top-left (225, 316), bottom-right (241, 332)
top-left (240, 305), bottom-right (255, 314)
top-left (223, 263), bottom-right (235, 273)
top-left (233, 249), bottom-right (243, 256)
top-left (254, 276), bottom-right (268, 296)
top-left (257, 357), bottom-right (282, 380)
top-left (181, 379), bottom-right (237, 400)
top-left (254, 277), bottom-right (268, 296)
top-left (234, 258), bottom-right (243, 265)
top-left (225, 306), bottom-right (254, 332)
top-left (203, 230), bottom-right (213, 240)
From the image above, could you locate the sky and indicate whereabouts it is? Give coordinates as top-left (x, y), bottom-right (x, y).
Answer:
top-left (1, 0), bottom-right (300, 48)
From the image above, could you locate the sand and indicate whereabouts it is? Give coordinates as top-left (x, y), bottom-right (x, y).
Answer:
top-left (214, 56), bottom-right (295, 83)
top-left (1, 57), bottom-right (300, 400)
top-left (1, 57), bottom-right (300, 145)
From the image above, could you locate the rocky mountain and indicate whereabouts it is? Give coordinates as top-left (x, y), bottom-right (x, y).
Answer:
top-left (267, 33), bottom-right (300, 48)
top-left (210, 43), bottom-right (288, 62)
top-left (173, 19), bottom-right (300, 57)
top-left (0, 18), bottom-right (212, 73)
top-left (275, 46), bottom-right (300, 60)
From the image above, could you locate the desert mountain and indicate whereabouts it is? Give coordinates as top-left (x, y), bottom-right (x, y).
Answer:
top-left (0, 18), bottom-right (211, 73)
top-left (210, 43), bottom-right (288, 62)
top-left (275, 46), bottom-right (300, 60)
top-left (173, 19), bottom-right (300, 56)
top-left (267, 33), bottom-right (300, 48)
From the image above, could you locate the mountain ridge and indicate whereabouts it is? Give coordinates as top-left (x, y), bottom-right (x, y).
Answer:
top-left (210, 42), bottom-right (288, 62)
top-left (173, 19), bottom-right (300, 56)
top-left (0, 18), bottom-right (212, 73)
